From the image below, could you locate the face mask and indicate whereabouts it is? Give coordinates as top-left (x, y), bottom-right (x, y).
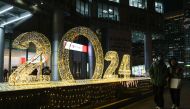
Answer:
top-left (153, 58), bottom-right (157, 61)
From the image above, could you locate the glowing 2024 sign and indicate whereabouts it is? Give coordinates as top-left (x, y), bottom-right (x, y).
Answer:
top-left (8, 26), bottom-right (130, 85)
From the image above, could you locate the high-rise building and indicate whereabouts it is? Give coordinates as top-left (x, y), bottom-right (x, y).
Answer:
top-left (163, 0), bottom-right (190, 78)
top-left (164, 11), bottom-right (185, 64)
top-left (184, 0), bottom-right (190, 77)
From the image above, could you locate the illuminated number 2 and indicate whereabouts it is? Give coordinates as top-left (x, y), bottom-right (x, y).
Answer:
top-left (103, 51), bottom-right (119, 79)
top-left (8, 32), bottom-right (51, 85)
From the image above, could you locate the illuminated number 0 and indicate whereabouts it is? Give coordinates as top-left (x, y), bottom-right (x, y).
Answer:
top-left (58, 27), bottom-right (104, 80)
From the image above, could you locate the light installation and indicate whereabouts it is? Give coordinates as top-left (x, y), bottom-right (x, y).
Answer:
top-left (103, 51), bottom-right (119, 79)
top-left (7, 27), bottom-right (135, 86)
top-left (58, 27), bottom-right (104, 80)
top-left (8, 32), bottom-right (51, 85)
top-left (118, 55), bottom-right (131, 78)
top-left (0, 27), bottom-right (152, 109)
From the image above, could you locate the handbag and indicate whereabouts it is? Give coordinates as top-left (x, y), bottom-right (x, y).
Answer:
top-left (170, 78), bottom-right (181, 89)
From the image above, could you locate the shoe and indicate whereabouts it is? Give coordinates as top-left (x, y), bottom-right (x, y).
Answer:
top-left (171, 104), bottom-right (176, 109)
top-left (155, 106), bottom-right (161, 109)
top-left (175, 107), bottom-right (179, 109)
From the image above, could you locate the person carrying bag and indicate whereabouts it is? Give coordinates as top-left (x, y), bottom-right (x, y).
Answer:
top-left (149, 54), bottom-right (169, 109)
top-left (168, 58), bottom-right (183, 109)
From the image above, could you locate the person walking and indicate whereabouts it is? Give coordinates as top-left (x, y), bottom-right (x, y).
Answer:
top-left (149, 54), bottom-right (169, 109)
top-left (168, 58), bottom-right (183, 109)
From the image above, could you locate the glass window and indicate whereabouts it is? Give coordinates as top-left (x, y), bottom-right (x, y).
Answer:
top-left (108, 6), bottom-right (114, 20)
top-left (76, 0), bottom-right (91, 16)
top-left (129, 0), bottom-right (147, 9)
top-left (76, 0), bottom-right (80, 13)
top-left (85, 3), bottom-right (89, 15)
top-left (81, 1), bottom-right (85, 15)
top-left (108, 0), bottom-right (120, 3)
top-left (132, 31), bottom-right (145, 43)
top-left (103, 4), bottom-right (108, 18)
top-left (98, 3), bottom-right (103, 18)
top-left (98, 3), bottom-right (119, 21)
top-left (152, 33), bottom-right (163, 40)
top-left (155, 2), bottom-right (164, 13)
top-left (114, 7), bottom-right (119, 21)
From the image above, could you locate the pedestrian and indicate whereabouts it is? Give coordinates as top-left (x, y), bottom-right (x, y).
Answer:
top-left (42, 66), bottom-right (51, 75)
top-left (149, 53), bottom-right (169, 109)
top-left (3, 69), bottom-right (9, 82)
top-left (168, 57), bottom-right (183, 109)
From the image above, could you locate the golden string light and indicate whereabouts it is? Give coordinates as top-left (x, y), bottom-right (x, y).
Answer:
top-left (1, 78), bottom-right (150, 91)
top-left (7, 27), bottom-right (133, 86)
top-left (103, 51), bottom-right (119, 79)
top-left (0, 78), bottom-right (151, 108)
top-left (8, 32), bottom-right (51, 85)
top-left (58, 26), bottom-right (104, 80)
top-left (0, 26), bottom-right (153, 108)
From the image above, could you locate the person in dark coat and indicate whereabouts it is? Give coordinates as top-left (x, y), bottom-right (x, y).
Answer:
top-left (149, 54), bottom-right (169, 109)
top-left (168, 58), bottom-right (183, 109)
top-left (3, 69), bottom-right (8, 82)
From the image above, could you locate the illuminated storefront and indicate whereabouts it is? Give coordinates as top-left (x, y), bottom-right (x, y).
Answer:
top-left (132, 65), bottom-right (146, 76)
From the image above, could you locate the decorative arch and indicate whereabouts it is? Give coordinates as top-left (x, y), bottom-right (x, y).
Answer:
top-left (58, 26), bottom-right (104, 80)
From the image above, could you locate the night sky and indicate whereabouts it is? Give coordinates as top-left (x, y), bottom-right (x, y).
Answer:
top-left (164, 0), bottom-right (183, 13)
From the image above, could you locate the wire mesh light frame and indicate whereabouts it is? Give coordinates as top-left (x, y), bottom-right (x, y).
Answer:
top-left (58, 26), bottom-right (104, 80)
top-left (8, 32), bottom-right (51, 85)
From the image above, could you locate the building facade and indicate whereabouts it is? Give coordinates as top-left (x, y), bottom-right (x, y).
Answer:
top-left (0, 0), bottom-right (164, 81)
top-left (184, 0), bottom-right (190, 77)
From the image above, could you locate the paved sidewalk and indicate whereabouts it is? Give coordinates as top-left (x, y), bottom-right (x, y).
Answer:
top-left (120, 80), bottom-right (190, 109)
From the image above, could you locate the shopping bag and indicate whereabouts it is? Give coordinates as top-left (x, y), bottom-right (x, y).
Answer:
top-left (170, 78), bottom-right (181, 89)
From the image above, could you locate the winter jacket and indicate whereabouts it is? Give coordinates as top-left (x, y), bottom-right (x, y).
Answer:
top-left (149, 60), bottom-right (169, 86)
